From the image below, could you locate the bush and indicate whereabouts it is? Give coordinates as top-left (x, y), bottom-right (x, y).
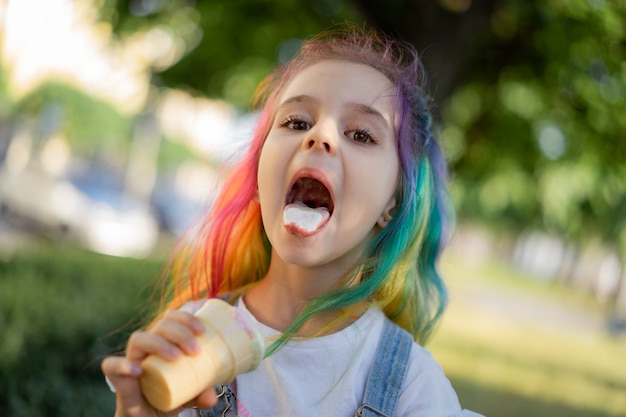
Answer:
top-left (0, 245), bottom-right (165, 417)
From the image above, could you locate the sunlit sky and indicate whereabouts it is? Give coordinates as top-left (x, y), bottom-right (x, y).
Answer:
top-left (1, 0), bottom-right (151, 114)
top-left (1, 0), bottom-right (238, 163)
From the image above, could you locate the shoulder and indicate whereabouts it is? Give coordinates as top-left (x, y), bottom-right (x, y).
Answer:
top-left (396, 328), bottom-right (464, 416)
top-left (366, 316), bottom-right (477, 416)
top-left (406, 341), bottom-right (450, 381)
top-left (400, 345), bottom-right (485, 416)
top-left (373, 317), bottom-right (449, 387)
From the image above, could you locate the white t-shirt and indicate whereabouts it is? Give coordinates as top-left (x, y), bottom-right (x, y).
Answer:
top-left (181, 299), bottom-right (484, 417)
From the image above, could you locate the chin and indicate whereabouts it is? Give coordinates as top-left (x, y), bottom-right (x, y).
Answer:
top-left (277, 246), bottom-right (330, 268)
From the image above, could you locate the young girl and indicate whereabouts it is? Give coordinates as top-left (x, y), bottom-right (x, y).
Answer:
top-left (102, 25), bottom-right (484, 417)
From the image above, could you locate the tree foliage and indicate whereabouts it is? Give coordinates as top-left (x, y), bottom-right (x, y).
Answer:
top-left (439, 1), bottom-right (626, 255)
top-left (102, 0), bottom-right (364, 107)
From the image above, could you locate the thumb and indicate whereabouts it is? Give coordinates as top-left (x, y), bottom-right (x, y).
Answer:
top-left (101, 356), bottom-right (148, 410)
top-left (194, 388), bottom-right (218, 409)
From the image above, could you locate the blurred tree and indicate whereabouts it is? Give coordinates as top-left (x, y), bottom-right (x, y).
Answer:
top-left (103, 0), bottom-right (364, 108)
top-left (19, 0), bottom-right (626, 259)
top-left (15, 83), bottom-right (134, 157)
top-left (433, 1), bottom-right (626, 261)
top-left (352, 0), bottom-right (497, 108)
top-left (0, 0), bottom-right (145, 161)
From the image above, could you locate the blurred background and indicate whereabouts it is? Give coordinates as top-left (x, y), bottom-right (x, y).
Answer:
top-left (0, 0), bottom-right (625, 416)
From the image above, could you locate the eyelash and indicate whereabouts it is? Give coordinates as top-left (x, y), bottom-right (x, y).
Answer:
top-left (348, 128), bottom-right (376, 144)
top-left (279, 115), bottom-right (377, 144)
top-left (280, 115), bottom-right (310, 131)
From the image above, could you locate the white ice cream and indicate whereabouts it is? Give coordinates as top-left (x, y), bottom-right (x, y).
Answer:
top-left (283, 202), bottom-right (330, 234)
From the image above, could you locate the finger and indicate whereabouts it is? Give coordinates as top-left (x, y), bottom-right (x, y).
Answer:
top-left (103, 356), bottom-right (175, 416)
top-left (150, 318), bottom-right (203, 357)
top-left (186, 388), bottom-right (218, 410)
top-left (158, 309), bottom-right (205, 335)
top-left (101, 356), bottom-right (145, 405)
top-left (197, 388), bottom-right (218, 408)
top-left (101, 355), bottom-right (142, 382)
top-left (126, 330), bottom-right (184, 363)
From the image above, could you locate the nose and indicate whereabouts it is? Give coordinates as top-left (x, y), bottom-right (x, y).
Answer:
top-left (303, 122), bottom-right (337, 154)
top-left (306, 137), bottom-right (331, 152)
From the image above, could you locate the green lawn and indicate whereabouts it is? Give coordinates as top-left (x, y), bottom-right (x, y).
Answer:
top-left (431, 255), bottom-right (626, 417)
top-left (0, 243), bottom-right (164, 417)
top-left (1, 243), bottom-right (624, 416)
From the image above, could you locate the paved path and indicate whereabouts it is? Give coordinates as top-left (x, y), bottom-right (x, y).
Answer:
top-left (450, 279), bottom-right (607, 336)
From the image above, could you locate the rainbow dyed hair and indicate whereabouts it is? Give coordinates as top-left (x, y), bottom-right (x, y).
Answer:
top-left (165, 24), bottom-right (454, 347)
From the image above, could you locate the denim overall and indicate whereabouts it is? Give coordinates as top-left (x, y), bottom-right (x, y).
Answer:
top-left (195, 318), bottom-right (413, 417)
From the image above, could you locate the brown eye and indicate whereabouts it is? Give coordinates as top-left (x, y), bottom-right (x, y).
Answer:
top-left (349, 130), bottom-right (374, 143)
top-left (281, 116), bottom-right (311, 131)
top-left (290, 120), bottom-right (309, 130)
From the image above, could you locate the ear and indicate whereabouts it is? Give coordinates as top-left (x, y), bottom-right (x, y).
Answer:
top-left (252, 184), bottom-right (260, 203)
top-left (377, 196), bottom-right (397, 229)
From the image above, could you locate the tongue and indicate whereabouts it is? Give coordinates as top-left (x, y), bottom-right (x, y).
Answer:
top-left (283, 202), bottom-right (330, 235)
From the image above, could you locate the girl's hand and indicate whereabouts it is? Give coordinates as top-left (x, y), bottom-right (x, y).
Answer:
top-left (101, 310), bottom-right (218, 417)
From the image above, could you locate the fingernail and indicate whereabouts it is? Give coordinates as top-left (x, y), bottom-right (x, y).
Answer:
top-left (130, 364), bottom-right (142, 376)
top-left (191, 319), bottom-right (205, 334)
top-left (168, 346), bottom-right (182, 359)
top-left (189, 340), bottom-right (202, 354)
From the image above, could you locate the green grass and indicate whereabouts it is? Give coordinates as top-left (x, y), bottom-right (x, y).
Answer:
top-left (0, 244), bottom-right (165, 417)
top-left (431, 254), bottom-right (626, 417)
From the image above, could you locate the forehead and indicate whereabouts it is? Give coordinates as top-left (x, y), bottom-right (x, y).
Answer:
top-left (278, 60), bottom-right (397, 111)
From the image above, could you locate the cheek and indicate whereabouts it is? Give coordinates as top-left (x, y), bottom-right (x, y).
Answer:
top-left (377, 158), bottom-right (401, 210)
top-left (257, 148), bottom-right (273, 201)
top-left (257, 138), bottom-right (285, 206)
top-left (367, 151), bottom-right (400, 191)
top-left (345, 154), bottom-right (399, 215)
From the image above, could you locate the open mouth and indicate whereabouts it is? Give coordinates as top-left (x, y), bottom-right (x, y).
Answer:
top-left (283, 177), bottom-right (334, 236)
top-left (285, 178), bottom-right (334, 215)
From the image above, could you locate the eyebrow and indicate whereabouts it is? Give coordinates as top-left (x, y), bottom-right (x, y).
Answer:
top-left (279, 94), bottom-right (318, 107)
top-left (348, 102), bottom-right (388, 126)
top-left (278, 94), bottom-right (389, 126)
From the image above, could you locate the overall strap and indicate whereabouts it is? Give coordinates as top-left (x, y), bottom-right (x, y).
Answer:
top-left (355, 319), bottom-right (413, 417)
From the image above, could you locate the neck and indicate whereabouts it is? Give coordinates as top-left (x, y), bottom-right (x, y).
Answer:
top-left (244, 251), bottom-right (361, 335)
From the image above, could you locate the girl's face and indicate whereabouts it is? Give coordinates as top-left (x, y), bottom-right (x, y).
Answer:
top-left (257, 60), bottom-right (400, 269)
